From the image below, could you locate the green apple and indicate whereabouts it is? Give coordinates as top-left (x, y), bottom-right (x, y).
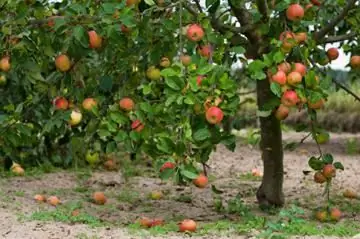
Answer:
top-left (315, 132), bottom-right (330, 144)
top-left (86, 151), bottom-right (99, 165)
top-left (0, 74), bottom-right (7, 86)
top-left (146, 66), bottom-right (161, 81)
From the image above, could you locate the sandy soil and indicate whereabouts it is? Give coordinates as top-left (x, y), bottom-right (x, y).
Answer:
top-left (0, 132), bottom-right (359, 239)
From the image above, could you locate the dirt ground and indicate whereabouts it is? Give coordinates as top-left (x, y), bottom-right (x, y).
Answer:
top-left (0, 131), bottom-right (360, 239)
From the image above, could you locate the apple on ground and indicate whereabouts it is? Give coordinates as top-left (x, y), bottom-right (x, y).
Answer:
top-left (179, 219), bottom-right (197, 232)
top-left (150, 191), bottom-right (163, 200)
top-left (47, 196), bottom-right (60, 206)
top-left (93, 192), bottom-right (107, 205)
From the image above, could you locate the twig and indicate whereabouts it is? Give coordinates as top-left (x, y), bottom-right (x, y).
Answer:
top-left (300, 132), bottom-right (312, 144)
top-left (319, 32), bottom-right (358, 44)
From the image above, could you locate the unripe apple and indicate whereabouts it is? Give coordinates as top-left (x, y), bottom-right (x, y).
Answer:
top-left (186, 24), bottom-right (204, 42)
top-left (293, 63), bottom-right (307, 76)
top-left (180, 55), bottom-right (192, 66)
top-left (327, 48), bottom-right (339, 61)
top-left (119, 97), bottom-right (134, 111)
top-left (295, 32), bottom-right (307, 44)
top-left (315, 210), bottom-right (328, 222)
top-left (0, 56), bottom-right (11, 72)
top-left (315, 132), bottom-right (330, 144)
top-left (69, 110), bottom-right (82, 126)
top-left (197, 44), bottom-right (212, 58)
top-left (318, 56), bottom-right (329, 66)
top-left (53, 97), bottom-right (69, 110)
top-left (85, 151), bottom-right (99, 165)
top-left (314, 171), bottom-right (326, 184)
top-left (287, 71), bottom-right (302, 86)
top-left (179, 219), bottom-right (197, 232)
top-left (0, 74), bottom-right (7, 86)
top-left (322, 164), bottom-right (336, 178)
top-left (275, 104), bottom-right (290, 120)
top-left (281, 90), bottom-right (299, 107)
top-left (193, 173), bottom-right (208, 188)
top-left (146, 66), bottom-right (161, 80)
top-left (82, 98), bottom-right (97, 111)
top-left (88, 30), bottom-right (102, 49)
top-left (160, 57), bottom-right (171, 68)
top-left (131, 119), bottom-right (144, 132)
top-left (150, 191), bottom-right (163, 200)
top-left (308, 98), bottom-right (324, 109)
top-left (286, 4), bottom-right (305, 21)
top-left (350, 55), bottom-right (360, 69)
top-left (271, 70), bottom-right (287, 85)
top-left (55, 54), bottom-right (71, 72)
top-left (277, 62), bottom-right (291, 74)
top-left (205, 106), bottom-right (224, 124)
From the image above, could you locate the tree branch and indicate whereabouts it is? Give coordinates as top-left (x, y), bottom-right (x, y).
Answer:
top-left (194, 0), bottom-right (203, 13)
top-left (319, 32), bottom-right (358, 44)
top-left (313, 0), bottom-right (357, 41)
top-left (256, 0), bottom-right (269, 21)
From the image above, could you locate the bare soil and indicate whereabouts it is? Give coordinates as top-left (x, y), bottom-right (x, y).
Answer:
top-left (0, 132), bottom-right (359, 239)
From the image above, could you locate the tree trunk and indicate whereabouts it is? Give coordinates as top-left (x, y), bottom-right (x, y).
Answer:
top-left (255, 78), bottom-right (285, 208)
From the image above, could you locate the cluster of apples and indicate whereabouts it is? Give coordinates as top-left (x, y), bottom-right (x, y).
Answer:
top-left (139, 216), bottom-right (197, 232)
top-left (315, 207), bottom-right (342, 222)
top-left (34, 194), bottom-right (60, 206)
top-left (0, 55), bottom-right (11, 86)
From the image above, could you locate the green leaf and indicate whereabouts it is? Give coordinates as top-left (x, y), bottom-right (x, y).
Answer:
top-left (99, 76), bottom-right (113, 92)
top-left (159, 168), bottom-right (175, 180)
top-left (308, 156), bottom-right (324, 171)
top-left (114, 131), bottom-right (128, 142)
top-left (273, 51), bottom-right (285, 63)
top-left (333, 162), bottom-right (344, 170)
top-left (110, 112), bottom-right (128, 124)
top-left (181, 170), bottom-right (198, 180)
top-left (193, 128), bottom-right (211, 141)
top-left (161, 68), bottom-right (179, 77)
top-left (197, 64), bottom-right (213, 75)
top-left (270, 82), bottom-right (282, 97)
top-left (230, 46), bottom-right (245, 54)
top-left (322, 154), bottom-right (334, 164)
top-left (144, 0), bottom-right (156, 5)
top-left (98, 129), bottom-right (112, 138)
top-left (184, 95), bottom-right (195, 105)
top-left (156, 137), bottom-right (175, 154)
top-left (165, 76), bottom-right (182, 91)
top-left (106, 141), bottom-right (117, 153)
top-left (257, 110), bottom-right (272, 117)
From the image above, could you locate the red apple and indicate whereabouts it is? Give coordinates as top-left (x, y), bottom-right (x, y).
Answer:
top-left (131, 119), bottom-right (144, 132)
top-left (275, 104), bottom-right (290, 120)
top-left (205, 106), bottom-right (224, 124)
top-left (119, 97), bottom-right (134, 111)
top-left (88, 30), bottom-right (102, 49)
top-left (186, 24), bottom-right (204, 42)
top-left (287, 71), bottom-right (302, 86)
top-left (350, 55), bottom-right (360, 69)
top-left (281, 90), bottom-right (299, 107)
top-left (197, 44), bottom-right (212, 58)
top-left (180, 55), bottom-right (192, 66)
top-left (277, 62), bottom-right (291, 73)
top-left (286, 4), bottom-right (305, 21)
top-left (330, 208), bottom-right (341, 221)
top-left (160, 162), bottom-right (175, 172)
top-left (126, 0), bottom-right (140, 6)
top-left (53, 97), bottom-right (69, 110)
top-left (327, 48), bottom-right (339, 61)
top-left (279, 31), bottom-right (296, 52)
top-left (179, 219), bottom-right (197, 232)
top-left (293, 63), bottom-right (307, 76)
top-left (322, 164), bottom-right (336, 178)
top-left (0, 56), bottom-right (11, 72)
top-left (271, 70), bottom-right (287, 85)
top-left (193, 173), bottom-right (208, 188)
top-left (295, 32), bottom-right (307, 44)
top-left (121, 24), bottom-right (130, 33)
top-left (55, 54), bottom-right (71, 72)
top-left (196, 75), bottom-right (205, 86)
top-left (314, 171), bottom-right (327, 184)
top-left (82, 98), bottom-right (97, 111)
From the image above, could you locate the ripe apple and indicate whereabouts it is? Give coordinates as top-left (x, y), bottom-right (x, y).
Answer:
top-left (293, 63), bottom-right (307, 76)
top-left (314, 171), bottom-right (326, 184)
top-left (180, 55), bottom-right (191, 66)
top-left (85, 151), bottom-right (99, 165)
top-left (251, 168), bottom-right (263, 177)
top-left (295, 32), bottom-right (307, 44)
top-left (151, 218), bottom-right (164, 227)
top-left (179, 219), bottom-right (197, 232)
top-left (330, 208), bottom-right (341, 221)
top-left (34, 194), bottom-right (46, 203)
top-left (88, 30), bottom-right (102, 49)
top-left (69, 110), bottom-right (82, 126)
top-left (0, 74), bottom-right (7, 86)
top-left (343, 189), bottom-right (358, 199)
top-left (322, 164), bottom-right (336, 178)
top-left (271, 70), bottom-right (287, 85)
top-left (139, 217), bottom-right (152, 228)
top-left (55, 54), bottom-right (71, 72)
top-left (82, 98), bottom-right (97, 111)
top-left (126, 0), bottom-right (140, 6)
top-left (53, 97), bottom-right (69, 110)
top-left (193, 173), bottom-right (208, 188)
top-left (277, 62), bottom-right (291, 74)
top-left (327, 48), bottom-right (339, 61)
top-left (186, 24), bottom-right (204, 42)
top-left (275, 104), bottom-right (290, 120)
top-left (150, 191), bottom-right (163, 200)
top-left (308, 99), bottom-right (324, 109)
top-left (315, 210), bottom-right (328, 222)
top-left (104, 158), bottom-right (117, 171)
top-left (279, 31), bottom-right (296, 52)
top-left (205, 106), bottom-right (224, 124)
top-left (160, 162), bottom-right (175, 172)
top-left (281, 90), bottom-right (299, 107)
top-left (287, 71), bottom-right (302, 86)
top-left (131, 119), bottom-right (144, 132)
top-left (196, 75), bottom-right (205, 86)
top-left (350, 55), bottom-right (360, 69)
top-left (146, 66), bottom-right (161, 80)
top-left (93, 192), bottom-right (107, 205)
top-left (119, 97), bottom-right (134, 111)
top-left (160, 57), bottom-right (170, 68)
top-left (47, 196), bottom-right (60, 206)
top-left (286, 4), bottom-right (305, 21)
top-left (0, 56), bottom-right (11, 72)
top-left (11, 165), bottom-right (25, 176)
top-left (197, 44), bottom-right (212, 58)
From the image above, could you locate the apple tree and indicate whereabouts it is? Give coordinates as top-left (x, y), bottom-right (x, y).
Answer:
top-left (0, 0), bottom-right (360, 210)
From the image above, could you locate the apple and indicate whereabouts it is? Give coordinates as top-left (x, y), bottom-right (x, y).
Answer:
top-left (318, 56), bottom-right (330, 66)
top-left (131, 119), bottom-right (144, 132)
top-left (271, 70), bottom-right (287, 85)
top-left (104, 158), bottom-right (117, 171)
top-left (160, 57), bottom-right (170, 68)
top-left (314, 171), bottom-right (326, 184)
top-left (295, 32), bottom-right (307, 44)
top-left (196, 75), bottom-right (205, 86)
top-left (293, 63), bottom-right (307, 76)
top-left (88, 30), bottom-right (102, 49)
top-left (34, 194), bottom-right (46, 203)
top-left (150, 191), bottom-right (163, 200)
top-left (47, 196), bottom-right (60, 206)
top-left (197, 44), bottom-right (212, 58)
top-left (311, 0), bottom-right (321, 6)
top-left (322, 164), bottom-right (336, 178)
top-left (350, 55), bottom-right (360, 69)
top-left (287, 71), bottom-right (302, 86)
top-left (205, 106), bottom-right (224, 124)
top-left (315, 210), bottom-right (328, 222)
top-left (0, 74), bottom-right (7, 86)
top-left (286, 4), bottom-right (305, 21)
top-left (53, 97), bottom-right (69, 110)
top-left (186, 24), bottom-right (204, 42)
top-left (146, 66), bottom-right (161, 80)
top-left (281, 90), bottom-right (299, 107)
top-left (139, 217), bottom-right (153, 228)
top-left (82, 98), bottom-right (97, 111)
top-left (69, 110), bottom-right (82, 126)
top-left (330, 208), bottom-right (341, 221)
top-left (119, 97), bottom-right (134, 111)
top-left (308, 99), bottom-right (324, 109)
top-left (179, 219), bottom-right (197, 232)
top-left (11, 165), bottom-right (25, 176)
top-left (0, 56), bottom-right (11, 72)
top-left (180, 55), bottom-right (192, 66)
top-left (160, 162), bottom-right (175, 172)
top-left (251, 168), bottom-right (262, 177)
top-left (85, 151), bottom-right (99, 165)
top-left (279, 31), bottom-right (296, 52)
top-left (343, 189), bottom-right (358, 199)
top-left (327, 48), bottom-right (339, 61)
top-left (193, 173), bottom-right (208, 188)
top-left (55, 54), bottom-right (71, 72)
top-left (126, 0), bottom-right (140, 6)
top-left (93, 192), bottom-right (107, 205)
top-left (315, 132), bottom-right (330, 144)
top-left (275, 104), bottom-right (290, 120)
top-left (277, 62), bottom-right (291, 73)
top-left (151, 218), bottom-right (164, 227)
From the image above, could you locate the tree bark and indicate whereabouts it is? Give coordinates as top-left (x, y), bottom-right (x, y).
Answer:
top-left (255, 78), bottom-right (285, 208)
